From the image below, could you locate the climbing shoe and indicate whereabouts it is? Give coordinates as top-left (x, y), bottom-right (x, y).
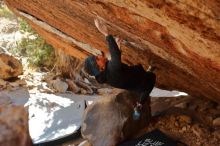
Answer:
top-left (132, 102), bottom-right (143, 120)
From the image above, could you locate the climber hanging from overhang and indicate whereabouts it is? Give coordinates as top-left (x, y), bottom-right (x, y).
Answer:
top-left (84, 18), bottom-right (156, 120)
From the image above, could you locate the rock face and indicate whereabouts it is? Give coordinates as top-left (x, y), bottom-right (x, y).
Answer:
top-left (81, 90), bottom-right (151, 146)
top-left (4, 0), bottom-right (220, 102)
top-left (0, 105), bottom-right (32, 146)
top-left (0, 53), bottom-right (23, 79)
top-left (0, 92), bottom-right (11, 105)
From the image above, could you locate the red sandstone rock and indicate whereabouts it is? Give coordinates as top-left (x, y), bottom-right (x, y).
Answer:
top-left (0, 105), bottom-right (32, 146)
top-left (4, 0), bottom-right (220, 103)
top-left (0, 53), bottom-right (23, 79)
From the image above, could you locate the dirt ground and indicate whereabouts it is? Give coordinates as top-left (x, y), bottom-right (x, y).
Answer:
top-left (142, 96), bottom-right (220, 146)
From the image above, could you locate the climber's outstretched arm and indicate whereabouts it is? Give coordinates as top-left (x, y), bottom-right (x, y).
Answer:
top-left (106, 35), bottom-right (121, 65)
top-left (94, 18), bottom-right (121, 67)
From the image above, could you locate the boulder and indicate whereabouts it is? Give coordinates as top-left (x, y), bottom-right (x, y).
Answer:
top-left (66, 79), bottom-right (80, 94)
top-left (0, 92), bottom-right (11, 105)
top-left (0, 79), bottom-right (7, 89)
top-left (81, 90), bottom-right (151, 146)
top-left (49, 78), bottom-right (68, 93)
top-left (4, 0), bottom-right (220, 103)
top-left (0, 53), bottom-right (23, 79)
top-left (213, 117), bottom-right (220, 126)
top-left (0, 105), bottom-right (32, 146)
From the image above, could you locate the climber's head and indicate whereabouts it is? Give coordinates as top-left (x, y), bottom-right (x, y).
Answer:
top-left (84, 52), bottom-right (107, 76)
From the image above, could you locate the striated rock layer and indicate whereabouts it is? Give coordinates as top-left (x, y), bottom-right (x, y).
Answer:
top-left (4, 0), bottom-right (220, 102)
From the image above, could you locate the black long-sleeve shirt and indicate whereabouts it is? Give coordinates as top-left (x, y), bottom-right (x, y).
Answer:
top-left (95, 35), bottom-right (155, 92)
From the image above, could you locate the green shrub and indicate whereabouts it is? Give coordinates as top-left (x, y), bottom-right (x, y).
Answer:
top-left (19, 19), bottom-right (34, 34)
top-left (15, 20), bottom-right (56, 69)
top-left (0, 4), bottom-right (56, 69)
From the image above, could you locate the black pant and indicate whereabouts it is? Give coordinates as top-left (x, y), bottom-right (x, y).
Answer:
top-left (137, 71), bottom-right (156, 104)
